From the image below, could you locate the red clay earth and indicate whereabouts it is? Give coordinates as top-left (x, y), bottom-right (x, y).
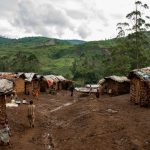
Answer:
top-left (1, 91), bottom-right (150, 150)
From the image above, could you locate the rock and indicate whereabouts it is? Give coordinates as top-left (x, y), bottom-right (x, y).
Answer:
top-left (106, 109), bottom-right (118, 113)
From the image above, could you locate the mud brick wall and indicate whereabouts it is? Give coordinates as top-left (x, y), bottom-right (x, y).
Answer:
top-left (15, 78), bottom-right (25, 94)
top-left (58, 81), bottom-right (63, 90)
top-left (140, 81), bottom-right (150, 106)
top-left (25, 82), bottom-right (33, 95)
top-left (130, 77), bottom-right (150, 106)
top-left (40, 80), bottom-right (47, 92)
top-left (105, 80), bottom-right (130, 96)
top-left (33, 80), bottom-right (40, 89)
top-left (25, 80), bottom-right (40, 95)
top-left (130, 78), bottom-right (141, 104)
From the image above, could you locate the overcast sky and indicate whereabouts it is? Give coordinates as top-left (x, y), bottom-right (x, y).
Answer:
top-left (0, 0), bottom-right (150, 41)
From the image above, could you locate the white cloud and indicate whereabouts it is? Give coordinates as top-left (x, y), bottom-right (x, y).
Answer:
top-left (0, 0), bottom-right (150, 40)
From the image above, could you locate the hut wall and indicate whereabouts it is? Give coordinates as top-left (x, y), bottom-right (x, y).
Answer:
top-left (25, 79), bottom-right (40, 95)
top-left (53, 82), bottom-right (58, 90)
top-left (58, 81), bottom-right (63, 90)
top-left (40, 80), bottom-right (47, 92)
top-left (130, 78), bottom-right (150, 106)
top-left (139, 81), bottom-right (150, 106)
top-left (117, 82), bottom-right (130, 95)
top-left (25, 82), bottom-right (33, 95)
top-left (14, 78), bottom-right (25, 94)
top-left (101, 82), bottom-right (107, 95)
top-left (130, 77), bottom-right (141, 104)
top-left (0, 95), bottom-right (7, 126)
top-left (106, 80), bottom-right (130, 96)
top-left (106, 80), bottom-right (118, 95)
top-left (62, 81), bottom-right (72, 90)
top-left (33, 79), bottom-right (40, 90)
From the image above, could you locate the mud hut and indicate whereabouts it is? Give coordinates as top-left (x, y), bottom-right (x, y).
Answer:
top-left (24, 73), bottom-right (40, 95)
top-left (11, 73), bottom-right (26, 94)
top-left (0, 72), bottom-right (26, 94)
top-left (0, 79), bottom-right (13, 126)
top-left (104, 76), bottom-right (130, 96)
top-left (39, 75), bottom-right (59, 94)
top-left (128, 67), bottom-right (150, 106)
top-left (98, 78), bottom-right (106, 95)
top-left (56, 75), bottom-right (66, 90)
top-left (40, 75), bottom-right (73, 92)
top-left (56, 75), bottom-right (73, 90)
top-left (47, 75), bottom-right (59, 90)
top-left (40, 75), bottom-right (54, 93)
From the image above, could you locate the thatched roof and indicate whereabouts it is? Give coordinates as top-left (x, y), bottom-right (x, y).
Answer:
top-left (105, 76), bottom-right (130, 83)
top-left (0, 72), bottom-right (17, 79)
top-left (128, 67), bottom-right (150, 80)
top-left (0, 79), bottom-right (13, 95)
top-left (98, 79), bottom-right (106, 85)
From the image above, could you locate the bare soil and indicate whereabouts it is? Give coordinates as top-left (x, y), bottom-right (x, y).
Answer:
top-left (1, 91), bottom-right (150, 150)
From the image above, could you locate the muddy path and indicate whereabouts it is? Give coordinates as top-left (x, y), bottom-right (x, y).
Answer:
top-left (2, 92), bottom-right (150, 150)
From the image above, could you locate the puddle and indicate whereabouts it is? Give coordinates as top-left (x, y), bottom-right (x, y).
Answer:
top-left (50, 102), bottom-right (73, 113)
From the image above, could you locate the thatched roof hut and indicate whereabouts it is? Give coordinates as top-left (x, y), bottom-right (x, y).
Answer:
top-left (128, 67), bottom-right (150, 106)
top-left (40, 75), bottom-right (73, 92)
top-left (103, 76), bottom-right (130, 96)
top-left (56, 75), bottom-right (73, 90)
top-left (47, 75), bottom-right (59, 90)
top-left (98, 78), bottom-right (106, 94)
top-left (24, 73), bottom-right (40, 95)
top-left (0, 79), bottom-right (13, 127)
top-left (40, 75), bottom-right (54, 92)
top-left (0, 72), bottom-right (26, 94)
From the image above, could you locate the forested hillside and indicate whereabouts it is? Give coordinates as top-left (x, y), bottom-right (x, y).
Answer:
top-left (0, 36), bottom-right (115, 83)
top-left (0, 31), bottom-right (150, 85)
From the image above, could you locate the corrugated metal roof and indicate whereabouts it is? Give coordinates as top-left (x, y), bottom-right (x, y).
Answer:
top-left (47, 75), bottom-right (59, 82)
top-left (16, 72), bottom-right (24, 77)
top-left (105, 76), bottom-right (130, 83)
top-left (56, 75), bottom-right (66, 81)
top-left (0, 79), bottom-right (13, 95)
top-left (44, 75), bottom-right (54, 81)
top-left (37, 75), bottom-right (42, 79)
top-left (24, 73), bottom-right (37, 82)
top-left (43, 75), bottom-right (54, 86)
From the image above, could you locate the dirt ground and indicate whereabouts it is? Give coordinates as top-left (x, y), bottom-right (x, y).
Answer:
top-left (1, 91), bottom-right (150, 150)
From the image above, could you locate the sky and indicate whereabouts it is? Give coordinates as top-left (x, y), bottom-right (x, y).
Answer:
top-left (0, 0), bottom-right (150, 41)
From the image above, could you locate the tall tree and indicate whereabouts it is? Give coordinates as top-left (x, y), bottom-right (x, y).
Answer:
top-left (116, 0), bottom-right (150, 69)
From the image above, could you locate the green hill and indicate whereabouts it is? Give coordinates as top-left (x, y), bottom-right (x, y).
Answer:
top-left (0, 36), bottom-right (114, 76)
top-left (0, 32), bottom-right (149, 85)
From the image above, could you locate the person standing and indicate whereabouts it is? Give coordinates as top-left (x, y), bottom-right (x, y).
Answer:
top-left (89, 84), bottom-right (92, 95)
top-left (27, 100), bottom-right (35, 128)
top-left (95, 88), bottom-right (100, 99)
top-left (0, 122), bottom-right (11, 147)
top-left (34, 88), bottom-right (39, 100)
top-left (70, 84), bottom-right (75, 97)
top-left (33, 88), bottom-right (39, 100)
